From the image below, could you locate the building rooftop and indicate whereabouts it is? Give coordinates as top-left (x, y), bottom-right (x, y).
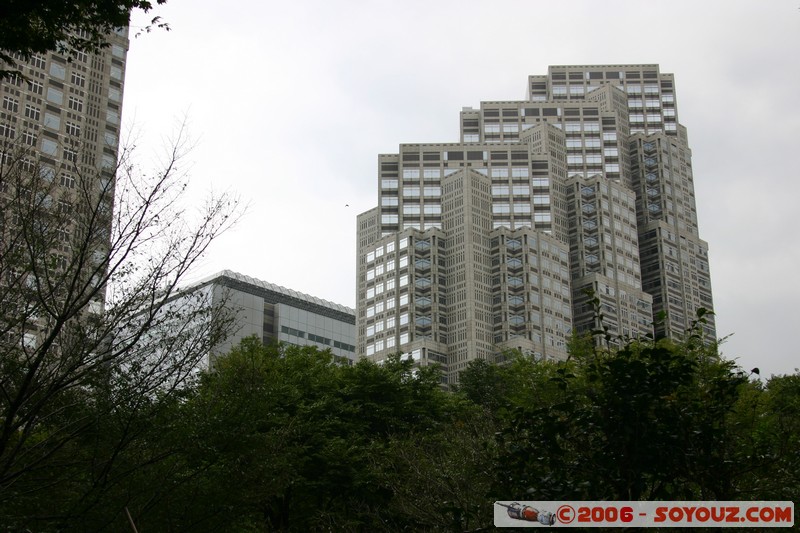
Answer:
top-left (197, 270), bottom-right (355, 317)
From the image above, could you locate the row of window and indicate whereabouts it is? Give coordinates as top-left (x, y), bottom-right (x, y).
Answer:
top-left (280, 326), bottom-right (355, 352)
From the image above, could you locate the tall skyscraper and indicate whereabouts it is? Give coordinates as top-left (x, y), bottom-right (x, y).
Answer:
top-left (357, 64), bottom-right (715, 385)
top-left (1, 29), bottom-right (129, 340)
top-left (1, 28), bottom-right (128, 187)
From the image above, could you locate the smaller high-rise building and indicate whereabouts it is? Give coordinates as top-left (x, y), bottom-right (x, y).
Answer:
top-left (190, 271), bottom-right (357, 365)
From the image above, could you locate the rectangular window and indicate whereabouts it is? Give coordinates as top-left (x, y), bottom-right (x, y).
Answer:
top-left (49, 63), bottom-right (66, 79)
top-left (511, 167), bottom-right (529, 178)
top-left (28, 80), bottom-right (44, 95)
top-left (423, 204), bottom-right (441, 215)
top-left (65, 121), bottom-right (81, 136)
top-left (0, 123), bottom-right (16, 139)
top-left (423, 168), bottom-right (440, 180)
top-left (402, 168), bottom-right (419, 180)
top-left (60, 173), bottom-right (75, 188)
top-left (46, 87), bottom-right (64, 105)
top-left (2, 96), bottom-right (18, 113)
top-left (24, 104), bottom-right (40, 121)
top-left (491, 167), bottom-right (509, 178)
top-left (30, 55), bottom-right (46, 69)
top-left (584, 138), bottom-right (601, 148)
top-left (492, 203), bottom-right (510, 215)
top-left (67, 96), bottom-right (83, 112)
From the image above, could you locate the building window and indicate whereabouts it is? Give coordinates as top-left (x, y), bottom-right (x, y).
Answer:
top-left (30, 55), bottom-right (46, 69)
top-left (492, 203), bottom-right (510, 215)
top-left (60, 173), bottom-right (75, 189)
top-left (46, 87), bottom-right (63, 105)
top-left (65, 121), bottom-right (81, 136)
top-left (24, 104), bottom-right (41, 121)
top-left (49, 63), bottom-right (66, 79)
top-left (28, 80), bottom-right (44, 95)
top-left (68, 96), bottom-right (84, 112)
top-left (0, 123), bottom-right (15, 139)
top-left (402, 168), bottom-right (419, 180)
top-left (2, 96), bottom-right (18, 113)
top-left (511, 167), bottom-right (529, 178)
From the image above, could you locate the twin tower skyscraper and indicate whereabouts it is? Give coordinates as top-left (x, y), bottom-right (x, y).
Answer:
top-left (356, 64), bottom-right (715, 384)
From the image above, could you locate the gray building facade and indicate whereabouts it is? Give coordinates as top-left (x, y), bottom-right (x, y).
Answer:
top-left (194, 271), bottom-right (357, 365)
top-left (357, 64), bottom-right (715, 385)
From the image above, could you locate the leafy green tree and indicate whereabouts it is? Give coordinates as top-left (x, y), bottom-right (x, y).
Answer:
top-left (131, 340), bottom-right (495, 532)
top-left (460, 312), bottom-right (768, 503)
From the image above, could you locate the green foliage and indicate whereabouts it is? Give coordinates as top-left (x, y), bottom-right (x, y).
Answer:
top-left (460, 309), bottom-right (797, 505)
top-left (131, 340), bottom-right (493, 532)
top-left (3, 317), bottom-right (796, 529)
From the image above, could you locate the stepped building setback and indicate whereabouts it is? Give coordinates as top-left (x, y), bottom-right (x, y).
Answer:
top-left (356, 64), bottom-right (715, 385)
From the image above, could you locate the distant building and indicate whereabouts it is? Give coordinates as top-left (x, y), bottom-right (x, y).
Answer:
top-left (356, 64), bottom-right (715, 385)
top-left (193, 270), bottom-right (357, 365)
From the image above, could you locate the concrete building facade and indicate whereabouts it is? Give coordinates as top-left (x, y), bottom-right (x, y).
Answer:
top-left (194, 271), bottom-right (357, 365)
top-left (357, 64), bottom-right (715, 385)
top-left (1, 28), bottom-right (129, 193)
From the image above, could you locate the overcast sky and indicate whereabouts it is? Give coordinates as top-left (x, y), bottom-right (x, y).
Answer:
top-left (122, 0), bottom-right (800, 378)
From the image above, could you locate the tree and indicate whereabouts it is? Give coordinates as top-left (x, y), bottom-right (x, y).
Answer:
top-left (462, 317), bottom-right (769, 503)
top-left (122, 341), bottom-right (494, 532)
top-left (1, 0), bottom-right (168, 77)
top-left (0, 129), bottom-right (240, 528)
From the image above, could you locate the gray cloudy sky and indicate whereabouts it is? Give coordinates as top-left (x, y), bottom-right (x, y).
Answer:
top-left (123, 0), bottom-right (800, 378)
